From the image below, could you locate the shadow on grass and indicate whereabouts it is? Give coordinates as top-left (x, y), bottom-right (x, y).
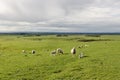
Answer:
top-left (53, 70), bottom-right (62, 74)
top-left (78, 39), bottom-right (112, 42)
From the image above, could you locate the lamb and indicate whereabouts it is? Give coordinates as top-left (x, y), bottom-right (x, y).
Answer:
top-left (71, 47), bottom-right (76, 55)
top-left (57, 48), bottom-right (63, 54)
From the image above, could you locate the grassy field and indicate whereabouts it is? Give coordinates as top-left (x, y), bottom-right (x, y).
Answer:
top-left (0, 34), bottom-right (120, 80)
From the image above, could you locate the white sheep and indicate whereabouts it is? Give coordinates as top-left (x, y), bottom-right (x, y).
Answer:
top-left (57, 48), bottom-right (63, 54)
top-left (32, 50), bottom-right (36, 54)
top-left (22, 50), bottom-right (26, 53)
top-left (84, 44), bottom-right (89, 47)
top-left (71, 47), bottom-right (76, 55)
top-left (51, 50), bottom-right (56, 56)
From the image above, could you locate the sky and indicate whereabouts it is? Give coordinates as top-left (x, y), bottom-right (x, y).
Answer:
top-left (0, 0), bottom-right (120, 32)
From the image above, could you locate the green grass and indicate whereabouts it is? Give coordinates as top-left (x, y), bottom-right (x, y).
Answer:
top-left (0, 35), bottom-right (120, 80)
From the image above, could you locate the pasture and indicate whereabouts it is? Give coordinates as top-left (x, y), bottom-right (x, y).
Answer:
top-left (0, 34), bottom-right (120, 80)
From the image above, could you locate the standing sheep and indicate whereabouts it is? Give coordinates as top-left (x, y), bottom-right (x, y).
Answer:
top-left (71, 47), bottom-right (76, 55)
top-left (57, 48), bottom-right (64, 54)
top-left (32, 50), bottom-right (36, 54)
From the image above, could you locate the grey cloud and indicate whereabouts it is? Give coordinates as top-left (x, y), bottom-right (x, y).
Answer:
top-left (0, 0), bottom-right (120, 32)
top-left (0, 0), bottom-right (95, 22)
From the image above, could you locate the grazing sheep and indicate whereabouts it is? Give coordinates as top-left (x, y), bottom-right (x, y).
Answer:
top-left (71, 47), bottom-right (76, 55)
top-left (79, 52), bottom-right (84, 58)
top-left (32, 50), bottom-right (36, 54)
top-left (57, 48), bottom-right (63, 54)
top-left (51, 50), bottom-right (56, 56)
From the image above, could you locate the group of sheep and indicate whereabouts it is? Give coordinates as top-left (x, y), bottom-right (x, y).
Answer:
top-left (22, 44), bottom-right (88, 58)
top-left (22, 50), bottom-right (36, 54)
top-left (51, 47), bottom-right (84, 58)
top-left (51, 48), bottom-right (64, 56)
top-left (71, 47), bottom-right (84, 58)
top-left (78, 44), bottom-right (89, 48)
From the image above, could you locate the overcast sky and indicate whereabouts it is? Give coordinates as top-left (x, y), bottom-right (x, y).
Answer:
top-left (0, 0), bottom-right (120, 32)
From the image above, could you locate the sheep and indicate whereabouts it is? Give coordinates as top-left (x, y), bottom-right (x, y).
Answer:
top-left (32, 50), bottom-right (36, 54)
top-left (78, 45), bottom-right (83, 48)
top-left (51, 50), bottom-right (56, 56)
top-left (57, 48), bottom-right (63, 54)
top-left (22, 50), bottom-right (26, 53)
top-left (71, 47), bottom-right (76, 55)
top-left (79, 52), bottom-right (84, 58)
top-left (84, 44), bottom-right (89, 47)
